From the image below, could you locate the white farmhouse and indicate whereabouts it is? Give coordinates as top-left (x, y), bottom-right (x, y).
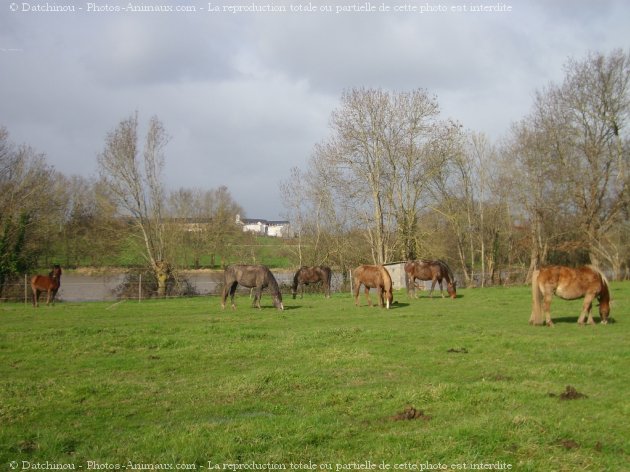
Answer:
top-left (236, 214), bottom-right (291, 238)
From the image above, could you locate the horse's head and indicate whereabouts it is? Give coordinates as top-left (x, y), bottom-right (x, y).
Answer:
top-left (385, 288), bottom-right (394, 309)
top-left (273, 292), bottom-right (284, 311)
top-left (50, 265), bottom-right (62, 279)
top-left (447, 280), bottom-right (457, 299)
top-left (381, 267), bottom-right (394, 309)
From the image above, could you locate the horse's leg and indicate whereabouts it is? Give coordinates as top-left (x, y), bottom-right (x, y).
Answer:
top-left (32, 288), bottom-right (39, 307)
top-left (578, 294), bottom-right (596, 325)
top-left (229, 283), bottom-right (238, 310)
top-left (364, 287), bottom-right (372, 307)
top-left (438, 278), bottom-right (445, 298)
top-left (414, 279), bottom-right (423, 298)
top-left (542, 289), bottom-right (554, 327)
top-left (377, 287), bottom-right (384, 308)
top-left (353, 283), bottom-right (360, 306)
top-left (254, 286), bottom-right (262, 309)
top-left (429, 278), bottom-right (438, 298)
top-left (221, 283), bottom-right (230, 309)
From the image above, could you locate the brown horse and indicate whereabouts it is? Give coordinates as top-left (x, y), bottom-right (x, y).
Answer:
top-left (353, 265), bottom-right (393, 309)
top-left (292, 266), bottom-right (332, 299)
top-left (530, 265), bottom-right (611, 326)
top-left (31, 265), bottom-right (62, 307)
top-left (405, 259), bottom-right (456, 299)
top-left (221, 264), bottom-right (284, 310)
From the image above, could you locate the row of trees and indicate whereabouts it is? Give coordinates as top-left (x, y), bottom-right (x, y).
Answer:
top-left (281, 50), bottom-right (630, 284)
top-left (0, 117), bottom-right (249, 298)
top-left (2, 49), bottom-right (628, 298)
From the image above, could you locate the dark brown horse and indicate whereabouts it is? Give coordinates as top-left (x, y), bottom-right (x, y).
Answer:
top-left (221, 264), bottom-right (284, 310)
top-left (530, 265), bottom-right (610, 326)
top-left (292, 266), bottom-right (332, 299)
top-left (353, 265), bottom-right (394, 309)
top-left (405, 259), bottom-right (456, 299)
top-left (31, 265), bottom-right (62, 307)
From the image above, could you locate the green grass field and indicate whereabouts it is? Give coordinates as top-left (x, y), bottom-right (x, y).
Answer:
top-left (1, 283), bottom-right (629, 471)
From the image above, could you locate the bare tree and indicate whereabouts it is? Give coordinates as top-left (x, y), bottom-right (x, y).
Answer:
top-left (97, 113), bottom-right (172, 296)
top-left (532, 50), bottom-right (630, 269)
top-left (0, 127), bottom-right (64, 295)
top-left (309, 87), bottom-right (453, 264)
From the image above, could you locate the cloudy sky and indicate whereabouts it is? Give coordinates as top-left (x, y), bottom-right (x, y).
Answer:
top-left (1, 1), bottom-right (629, 219)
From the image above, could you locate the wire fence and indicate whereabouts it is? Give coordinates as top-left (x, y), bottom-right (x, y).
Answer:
top-left (0, 267), bottom-right (535, 304)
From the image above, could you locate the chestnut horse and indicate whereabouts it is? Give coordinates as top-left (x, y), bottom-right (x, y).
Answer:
top-left (405, 259), bottom-right (456, 299)
top-left (292, 265), bottom-right (332, 299)
top-left (31, 265), bottom-right (62, 307)
top-left (530, 265), bottom-right (610, 326)
top-left (353, 265), bottom-right (393, 309)
top-left (221, 264), bottom-right (284, 311)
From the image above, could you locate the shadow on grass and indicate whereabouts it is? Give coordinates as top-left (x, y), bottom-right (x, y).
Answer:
top-left (550, 316), bottom-right (616, 324)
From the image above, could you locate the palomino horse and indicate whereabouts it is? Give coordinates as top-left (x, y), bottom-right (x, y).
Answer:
top-left (292, 266), bottom-right (332, 299)
top-left (530, 265), bottom-right (611, 326)
top-left (31, 265), bottom-right (62, 307)
top-left (405, 259), bottom-right (456, 299)
top-left (221, 264), bottom-right (284, 310)
top-left (353, 265), bottom-right (393, 309)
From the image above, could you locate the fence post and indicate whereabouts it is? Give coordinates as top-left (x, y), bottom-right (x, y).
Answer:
top-left (24, 274), bottom-right (28, 305)
top-left (138, 274), bottom-right (142, 302)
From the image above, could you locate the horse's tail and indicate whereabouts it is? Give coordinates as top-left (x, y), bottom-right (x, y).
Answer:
top-left (223, 266), bottom-right (233, 285)
top-left (352, 267), bottom-right (361, 302)
top-left (322, 266), bottom-right (332, 296)
top-left (404, 261), bottom-right (413, 292)
top-left (530, 269), bottom-right (543, 325)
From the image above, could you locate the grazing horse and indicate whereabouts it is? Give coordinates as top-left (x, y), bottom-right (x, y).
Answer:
top-left (31, 265), bottom-right (62, 307)
top-left (292, 265), bottom-right (332, 299)
top-left (530, 265), bottom-right (611, 326)
top-left (405, 259), bottom-right (456, 299)
top-left (221, 264), bottom-right (284, 311)
top-left (353, 265), bottom-right (394, 309)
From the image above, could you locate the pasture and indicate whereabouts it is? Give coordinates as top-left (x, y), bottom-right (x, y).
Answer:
top-left (1, 283), bottom-right (629, 471)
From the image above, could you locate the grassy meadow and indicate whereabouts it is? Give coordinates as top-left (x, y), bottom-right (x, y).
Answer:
top-left (1, 283), bottom-right (629, 471)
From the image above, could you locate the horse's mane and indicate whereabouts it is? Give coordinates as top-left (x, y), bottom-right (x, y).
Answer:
top-left (264, 266), bottom-right (281, 295)
top-left (436, 259), bottom-right (454, 283)
top-left (586, 265), bottom-right (611, 300)
top-left (586, 265), bottom-right (609, 286)
top-left (379, 265), bottom-right (393, 289)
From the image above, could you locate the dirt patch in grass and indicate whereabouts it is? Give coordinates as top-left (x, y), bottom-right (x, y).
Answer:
top-left (391, 406), bottom-right (431, 421)
top-left (548, 385), bottom-right (588, 400)
top-left (446, 347), bottom-right (468, 354)
top-left (556, 439), bottom-right (579, 450)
